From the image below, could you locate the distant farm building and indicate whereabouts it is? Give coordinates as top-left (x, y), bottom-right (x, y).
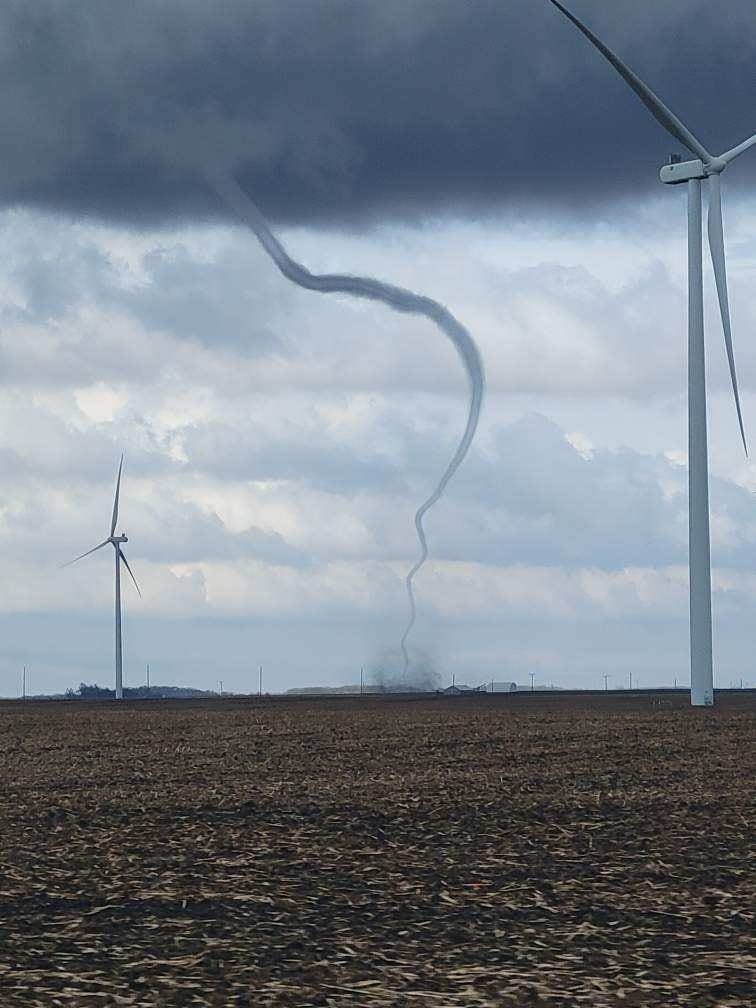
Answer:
top-left (440, 682), bottom-right (519, 695)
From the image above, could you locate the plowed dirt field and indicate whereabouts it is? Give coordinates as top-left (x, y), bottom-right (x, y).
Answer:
top-left (0, 690), bottom-right (754, 1006)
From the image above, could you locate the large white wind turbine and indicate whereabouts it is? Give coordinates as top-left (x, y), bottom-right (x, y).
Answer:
top-left (548, 1), bottom-right (754, 705)
top-left (63, 455), bottom-right (141, 700)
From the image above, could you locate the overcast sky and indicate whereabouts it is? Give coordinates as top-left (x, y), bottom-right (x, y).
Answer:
top-left (3, 0), bottom-right (756, 696)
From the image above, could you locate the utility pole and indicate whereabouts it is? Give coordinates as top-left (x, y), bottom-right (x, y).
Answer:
top-left (22, 665), bottom-right (26, 700)
top-left (146, 663), bottom-right (150, 689)
top-left (603, 673), bottom-right (610, 691)
top-left (529, 671), bottom-right (535, 692)
top-left (259, 665), bottom-right (263, 697)
top-left (360, 666), bottom-right (364, 696)
top-left (628, 670), bottom-right (633, 691)
top-left (218, 680), bottom-right (223, 696)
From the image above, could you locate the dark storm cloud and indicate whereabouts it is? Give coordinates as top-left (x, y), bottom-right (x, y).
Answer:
top-left (3, 0), bottom-right (756, 226)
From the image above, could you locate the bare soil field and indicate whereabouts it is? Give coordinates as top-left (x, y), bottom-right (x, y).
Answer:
top-left (0, 690), bottom-right (754, 1007)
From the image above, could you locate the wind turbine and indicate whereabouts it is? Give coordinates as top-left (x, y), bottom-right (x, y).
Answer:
top-left (63, 455), bottom-right (141, 700)
top-left (548, 1), bottom-right (755, 706)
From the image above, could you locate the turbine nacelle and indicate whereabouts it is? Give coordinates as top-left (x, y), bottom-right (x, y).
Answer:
top-left (659, 158), bottom-right (706, 185)
top-left (110, 533), bottom-right (128, 544)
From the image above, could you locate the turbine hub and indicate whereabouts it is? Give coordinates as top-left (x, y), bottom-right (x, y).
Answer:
top-left (705, 156), bottom-right (727, 175)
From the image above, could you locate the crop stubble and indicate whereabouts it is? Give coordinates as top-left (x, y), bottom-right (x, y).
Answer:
top-left (0, 691), bottom-right (753, 1007)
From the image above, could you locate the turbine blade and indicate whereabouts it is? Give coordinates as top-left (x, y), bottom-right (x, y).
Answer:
top-left (547, 1), bottom-right (711, 162)
top-left (118, 548), bottom-right (142, 597)
top-left (707, 174), bottom-right (747, 454)
top-left (720, 132), bottom-right (756, 166)
top-left (110, 454), bottom-right (123, 537)
top-left (61, 539), bottom-right (110, 568)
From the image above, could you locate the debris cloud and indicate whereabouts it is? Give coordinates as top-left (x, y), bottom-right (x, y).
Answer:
top-left (371, 648), bottom-right (440, 694)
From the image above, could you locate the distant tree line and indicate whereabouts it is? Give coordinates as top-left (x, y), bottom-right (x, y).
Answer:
top-left (65, 683), bottom-right (216, 699)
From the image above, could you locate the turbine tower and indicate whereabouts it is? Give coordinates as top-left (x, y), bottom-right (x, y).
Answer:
top-left (63, 454), bottom-right (141, 700)
top-left (548, 1), bottom-right (754, 706)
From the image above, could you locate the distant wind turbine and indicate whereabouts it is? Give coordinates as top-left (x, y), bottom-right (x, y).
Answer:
top-left (548, 1), bottom-right (754, 706)
top-left (63, 455), bottom-right (141, 700)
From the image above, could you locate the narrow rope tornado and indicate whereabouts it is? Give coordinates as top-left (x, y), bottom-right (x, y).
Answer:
top-left (209, 170), bottom-right (484, 672)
